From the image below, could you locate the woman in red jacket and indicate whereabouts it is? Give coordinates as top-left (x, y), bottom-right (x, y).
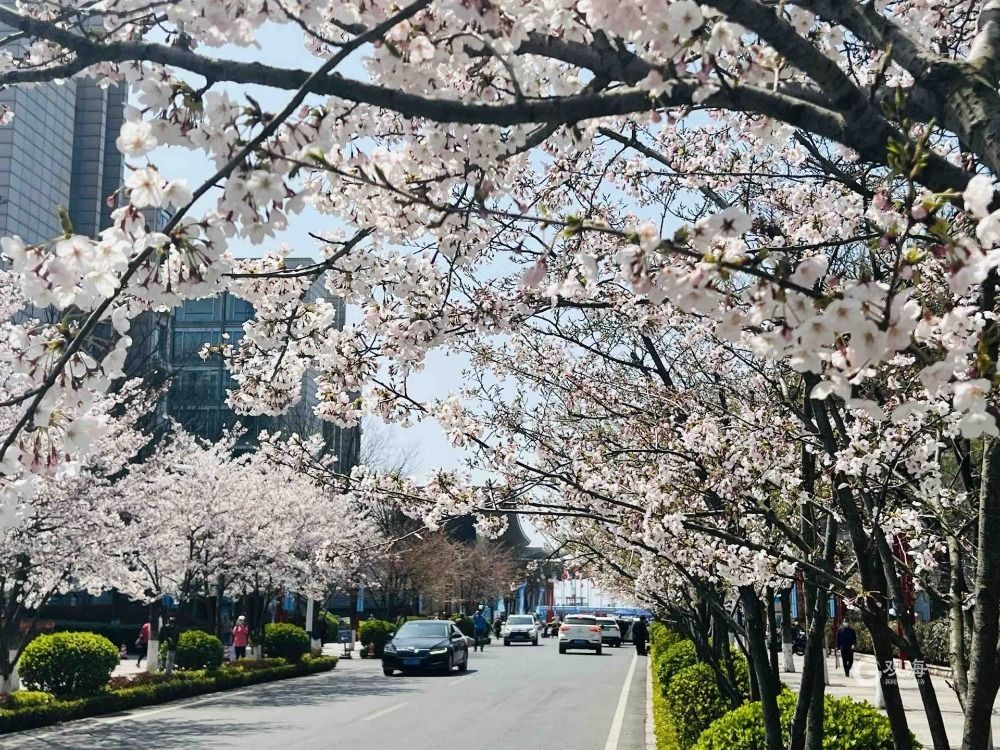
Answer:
top-left (232, 615), bottom-right (250, 660)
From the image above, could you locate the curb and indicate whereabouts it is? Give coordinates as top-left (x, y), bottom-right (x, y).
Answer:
top-left (645, 654), bottom-right (655, 750)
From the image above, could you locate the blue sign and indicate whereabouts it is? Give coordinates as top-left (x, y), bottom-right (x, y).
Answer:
top-left (162, 595), bottom-right (177, 609)
top-left (282, 592), bottom-right (296, 611)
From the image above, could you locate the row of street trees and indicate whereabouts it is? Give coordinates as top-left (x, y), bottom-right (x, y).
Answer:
top-left (0, 1), bottom-right (999, 747)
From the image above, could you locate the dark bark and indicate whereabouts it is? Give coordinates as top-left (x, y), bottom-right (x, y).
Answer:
top-left (962, 437), bottom-right (1000, 750)
top-left (766, 586), bottom-right (780, 684)
top-left (739, 586), bottom-right (784, 750)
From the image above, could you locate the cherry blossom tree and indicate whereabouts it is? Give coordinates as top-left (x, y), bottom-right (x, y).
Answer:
top-left (1, 1), bottom-right (1000, 747)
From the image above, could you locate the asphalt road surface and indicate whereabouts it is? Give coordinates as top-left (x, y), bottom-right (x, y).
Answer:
top-left (0, 636), bottom-right (648, 750)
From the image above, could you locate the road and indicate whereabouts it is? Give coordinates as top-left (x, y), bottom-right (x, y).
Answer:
top-left (0, 636), bottom-right (648, 750)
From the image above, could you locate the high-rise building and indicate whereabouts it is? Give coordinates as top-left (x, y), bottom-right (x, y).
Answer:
top-left (0, 77), bottom-right (359, 467)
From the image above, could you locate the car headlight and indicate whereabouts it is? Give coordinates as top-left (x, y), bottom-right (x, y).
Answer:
top-left (429, 647), bottom-right (448, 655)
top-left (384, 644), bottom-right (396, 653)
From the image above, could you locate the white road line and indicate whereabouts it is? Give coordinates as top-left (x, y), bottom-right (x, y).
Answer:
top-left (604, 652), bottom-right (638, 750)
top-left (361, 702), bottom-right (409, 721)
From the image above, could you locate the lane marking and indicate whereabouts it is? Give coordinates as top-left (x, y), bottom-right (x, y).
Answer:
top-left (361, 702), bottom-right (409, 721)
top-left (449, 674), bottom-right (475, 686)
top-left (604, 652), bottom-right (638, 750)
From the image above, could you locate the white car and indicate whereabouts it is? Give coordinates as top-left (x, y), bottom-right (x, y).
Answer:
top-left (558, 614), bottom-right (602, 654)
top-left (596, 616), bottom-right (622, 647)
top-left (502, 614), bottom-right (539, 646)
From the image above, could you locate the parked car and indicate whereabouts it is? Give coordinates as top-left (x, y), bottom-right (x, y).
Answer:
top-left (382, 620), bottom-right (469, 675)
top-left (502, 615), bottom-right (539, 646)
top-left (558, 615), bottom-right (602, 654)
top-left (596, 616), bottom-right (622, 647)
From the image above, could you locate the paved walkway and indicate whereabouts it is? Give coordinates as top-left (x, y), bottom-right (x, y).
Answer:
top-left (783, 652), bottom-right (998, 749)
top-left (112, 643), bottom-right (357, 678)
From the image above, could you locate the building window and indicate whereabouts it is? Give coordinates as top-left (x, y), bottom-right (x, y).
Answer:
top-left (172, 329), bottom-right (220, 363)
top-left (176, 297), bottom-right (221, 322)
top-left (225, 295), bottom-right (255, 322)
top-left (171, 369), bottom-right (221, 403)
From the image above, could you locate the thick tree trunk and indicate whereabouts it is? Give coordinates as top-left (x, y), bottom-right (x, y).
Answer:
top-left (781, 588), bottom-right (796, 672)
top-left (739, 586), bottom-right (784, 750)
top-left (791, 583), bottom-right (829, 750)
top-left (948, 535), bottom-right (969, 705)
top-left (962, 437), bottom-right (1000, 750)
top-left (766, 586), bottom-right (780, 684)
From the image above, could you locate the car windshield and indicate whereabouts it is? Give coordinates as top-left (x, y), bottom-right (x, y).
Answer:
top-left (396, 622), bottom-right (449, 638)
top-left (564, 616), bottom-right (596, 625)
top-left (507, 616), bottom-right (533, 625)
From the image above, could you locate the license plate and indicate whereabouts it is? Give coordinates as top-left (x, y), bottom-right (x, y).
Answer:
top-left (403, 658), bottom-right (421, 666)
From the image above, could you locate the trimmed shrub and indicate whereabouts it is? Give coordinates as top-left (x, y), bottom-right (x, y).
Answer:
top-left (359, 619), bottom-right (395, 656)
top-left (665, 663), bottom-right (730, 749)
top-left (264, 623), bottom-right (309, 662)
top-left (693, 690), bottom-right (914, 750)
top-left (175, 630), bottom-right (224, 670)
top-left (49, 621), bottom-right (143, 653)
top-left (320, 611), bottom-right (339, 642)
top-left (0, 656), bottom-right (338, 735)
top-left (19, 632), bottom-right (119, 698)
top-left (650, 622), bottom-right (683, 653)
top-left (3, 691), bottom-right (54, 709)
top-left (656, 640), bottom-right (698, 693)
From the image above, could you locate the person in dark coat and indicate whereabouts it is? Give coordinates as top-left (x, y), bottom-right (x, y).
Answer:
top-left (836, 621), bottom-right (858, 677)
top-left (632, 616), bottom-right (650, 655)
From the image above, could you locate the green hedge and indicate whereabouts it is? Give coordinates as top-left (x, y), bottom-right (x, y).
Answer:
top-left (1, 691), bottom-right (54, 709)
top-left (0, 656), bottom-right (337, 734)
top-left (656, 640), bottom-right (698, 694)
top-left (19, 632), bottom-right (120, 698)
top-left (692, 690), bottom-right (915, 749)
top-left (50, 622), bottom-right (143, 652)
top-left (666, 663), bottom-right (731, 749)
top-left (649, 624), bottom-right (682, 750)
top-left (359, 620), bottom-right (395, 656)
top-left (176, 630), bottom-right (224, 670)
top-left (264, 623), bottom-right (309, 662)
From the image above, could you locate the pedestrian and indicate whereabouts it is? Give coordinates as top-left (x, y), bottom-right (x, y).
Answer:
top-left (472, 606), bottom-right (489, 652)
top-left (119, 643), bottom-right (128, 660)
top-left (135, 621), bottom-right (150, 667)
top-left (837, 621), bottom-right (857, 677)
top-left (492, 616), bottom-right (502, 640)
top-left (632, 616), bottom-right (649, 656)
top-left (161, 616), bottom-right (179, 675)
top-left (232, 615), bottom-right (250, 660)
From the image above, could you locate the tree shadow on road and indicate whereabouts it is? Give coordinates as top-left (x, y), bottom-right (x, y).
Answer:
top-left (0, 720), bottom-right (260, 750)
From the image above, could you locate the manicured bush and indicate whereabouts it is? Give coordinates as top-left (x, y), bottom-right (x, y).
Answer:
top-left (665, 663), bottom-right (730, 748)
top-left (649, 622), bottom-right (683, 653)
top-left (320, 611), bottom-right (339, 642)
top-left (693, 690), bottom-right (915, 750)
top-left (264, 623), bottom-right (309, 662)
top-left (19, 631), bottom-right (119, 698)
top-left (222, 658), bottom-right (287, 672)
top-left (656, 640), bottom-right (698, 693)
top-left (50, 621), bottom-right (143, 653)
top-left (175, 630), bottom-right (224, 670)
top-left (359, 619), bottom-right (395, 656)
top-left (3, 691), bottom-right (54, 709)
top-left (0, 656), bottom-right (338, 735)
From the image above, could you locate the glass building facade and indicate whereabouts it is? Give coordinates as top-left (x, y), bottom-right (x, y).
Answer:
top-left (0, 69), bottom-right (359, 469)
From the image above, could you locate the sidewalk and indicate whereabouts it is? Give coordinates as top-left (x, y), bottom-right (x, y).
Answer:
top-left (783, 652), bottom-right (998, 749)
top-left (112, 642), bottom-right (356, 678)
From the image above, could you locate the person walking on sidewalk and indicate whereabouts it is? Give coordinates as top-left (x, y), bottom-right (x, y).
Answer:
top-left (472, 606), bottom-right (489, 652)
top-left (632, 616), bottom-right (649, 656)
top-left (837, 621), bottom-right (857, 677)
top-left (135, 621), bottom-right (150, 667)
top-left (232, 615), bottom-right (250, 660)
